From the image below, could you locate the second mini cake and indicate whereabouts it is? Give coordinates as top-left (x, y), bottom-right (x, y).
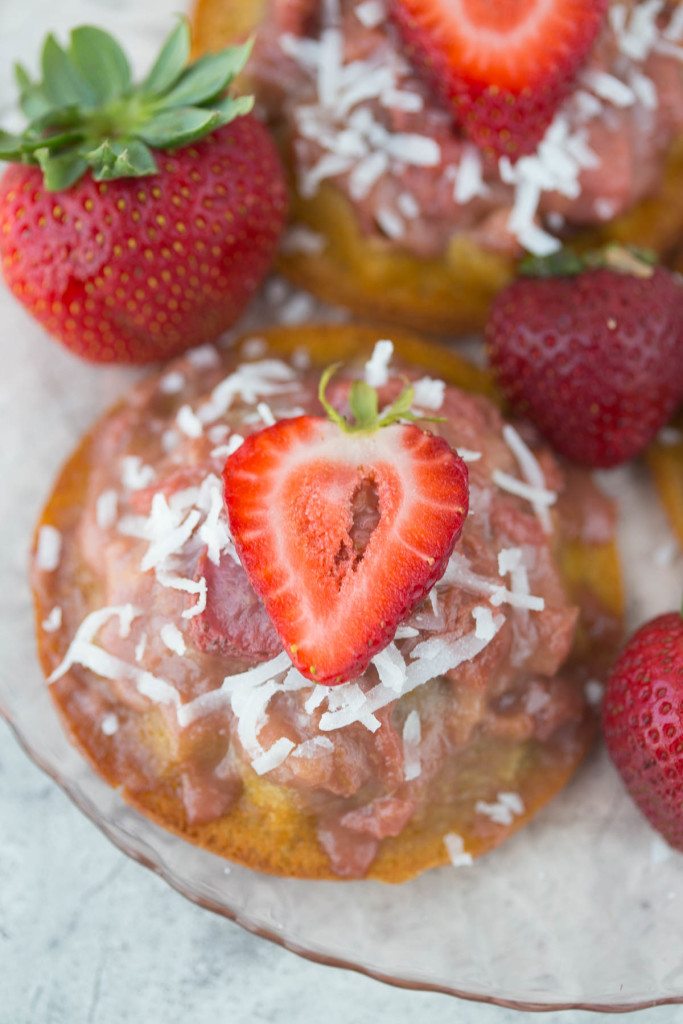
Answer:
top-left (192, 0), bottom-right (683, 333)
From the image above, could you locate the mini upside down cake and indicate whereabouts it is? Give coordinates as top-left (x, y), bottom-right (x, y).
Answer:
top-left (32, 324), bottom-right (623, 881)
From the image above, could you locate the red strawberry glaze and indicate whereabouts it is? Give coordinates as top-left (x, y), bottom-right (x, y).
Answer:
top-left (33, 341), bottom-right (618, 876)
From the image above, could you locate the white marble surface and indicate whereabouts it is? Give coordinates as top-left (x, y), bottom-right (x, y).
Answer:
top-left (1, 1), bottom-right (683, 1022)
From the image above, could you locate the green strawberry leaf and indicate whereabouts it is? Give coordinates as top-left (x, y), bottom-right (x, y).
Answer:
top-left (68, 26), bottom-right (132, 104)
top-left (35, 147), bottom-right (89, 190)
top-left (377, 384), bottom-right (416, 426)
top-left (159, 42), bottom-right (252, 109)
top-left (28, 105), bottom-right (85, 133)
top-left (348, 380), bottom-right (379, 428)
top-left (213, 94), bottom-right (255, 120)
top-left (520, 249), bottom-right (586, 278)
top-left (0, 131), bottom-right (29, 160)
top-left (141, 19), bottom-right (190, 97)
top-left (14, 63), bottom-right (51, 120)
top-left (0, 126), bottom-right (84, 158)
top-left (87, 138), bottom-right (157, 180)
top-left (0, 18), bottom-right (254, 189)
top-left (135, 106), bottom-right (221, 149)
top-left (41, 34), bottom-right (95, 108)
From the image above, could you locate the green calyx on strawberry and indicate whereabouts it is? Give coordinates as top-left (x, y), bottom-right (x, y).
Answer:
top-left (486, 246), bottom-right (683, 468)
top-left (0, 20), bottom-right (288, 364)
top-left (602, 607), bottom-right (683, 852)
top-left (390, 0), bottom-right (608, 159)
top-left (0, 20), bottom-right (253, 190)
top-left (223, 367), bottom-right (469, 686)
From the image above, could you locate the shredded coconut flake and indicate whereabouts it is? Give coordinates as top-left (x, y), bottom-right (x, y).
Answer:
top-left (412, 377), bottom-right (445, 411)
top-left (292, 736), bottom-right (334, 758)
top-left (498, 547), bottom-right (523, 576)
top-left (456, 448), bottom-right (482, 463)
top-left (492, 469), bottom-right (557, 510)
top-left (281, 225), bottom-right (326, 255)
top-left (581, 69), bottom-right (635, 107)
top-left (354, 0), bottom-right (385, 27)
top-left (36, 525), bottom-right (62, 572)
top-left (42, 606), bottom-right (62, 633)
top-left (502, 425), bottom-right (554, 533)
top-left (490, 587), bottom-right (544, 612)
top-left (501, 114), bottom-right (598, 255)
top-left (159, 371), bottom-right (185, 394)
top-left (453, 144), bottom-right (488, 204)
top-left (161, 430), bottom-right (179, 453)
top-left (364, 339), bottom-right (394, 386)
top-left (120, 456), bottom-right (155, 491)
top-left (176, 404), bottom-right (203, 439)
top-left (241, 337), bottom-right (269, 359)
top-left (402, 709), bottom-right (422, 781)
top-left (397, 192), bottom-right (419, 219)
top-left (585, 679), bottom-right (604, 706)
top-left (160, 623), bottom-right (186, 656)
top-left (658, 426), bottom-right (682, 446)
top-left (372, 643), bottom-right (407, 692)
top-left (176, 652), bottom-right (292, 727)
top-left (476, 791), bottom-right (525, 827)
top-left (139, 503), bottom-right (201, 577)
top-left (212, 433), bottom-right (245, 461)
top-left (444, 832), bottom-right (473, 868)
top-left (280, 292), bottom-right (316, 325)
top-left (376, 207), bottom-right (404, 239)
top-left (134, 632), bottom-right (147, 663)
top-left (472, 605), bottom-right (496, 642)
top-left (251, 737), bottom-right (296, 775)
top-left (208, 424), bottom-right (229, 443)
top-left (187, 344), bottom-right (220, 368)
top-left (46, 607), bottom-right (182, 717)
top-left (101, 713), bottom-right (119, 736)
top-left (256, 401), bottom-right (276, 427)
top-left (96, 489), bottom-right (118, 530)
top-left (198, 360), bottom-right (297, 425)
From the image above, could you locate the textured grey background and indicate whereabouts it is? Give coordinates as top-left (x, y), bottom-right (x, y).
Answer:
top-left (1, 1), bottom-right (682, 1022)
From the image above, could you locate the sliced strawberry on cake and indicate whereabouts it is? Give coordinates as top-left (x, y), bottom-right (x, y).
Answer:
top-left (390, 0), bottom-right (608, 158)
top-left (223, 369), bottom-right (470, 685)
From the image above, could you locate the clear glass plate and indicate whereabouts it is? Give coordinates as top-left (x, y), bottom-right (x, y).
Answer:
top-left (2, 284), bottom-right (682, 1013)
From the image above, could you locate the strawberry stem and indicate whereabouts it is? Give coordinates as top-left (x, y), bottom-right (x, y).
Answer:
top-left (318, 363), bottom-right (444, 433)
top-left (0, 19), bottom-right (254, 191)
top-left (520, 244), bottom-right (658, 280)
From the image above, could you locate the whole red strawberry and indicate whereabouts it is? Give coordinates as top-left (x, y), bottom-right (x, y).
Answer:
top-left (0, 22), bottom-right (287, 363)
top-left (602, 610), bottom-right (683, 851)
top-left (390, 0), bottom-right (607, 159)
top-left (223, 369), bottom-right (469, 686)
top-left (486, 249), bottom-right (683, 468)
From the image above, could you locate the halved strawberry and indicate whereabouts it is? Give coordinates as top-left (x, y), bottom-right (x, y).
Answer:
top-left (223, 370), bottom-right (469, 685)
top-left (390, 0), bottom-right (608, 159)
